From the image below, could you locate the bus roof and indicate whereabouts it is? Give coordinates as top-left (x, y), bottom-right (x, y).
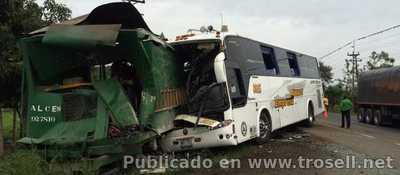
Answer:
top-left (171, 30), bottom-right (316, 60)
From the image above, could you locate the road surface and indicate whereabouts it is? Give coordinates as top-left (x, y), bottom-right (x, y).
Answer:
top-left (307, 112), bottom-right (400, 166)
top-left (133, 113), bottom-right (400, 175)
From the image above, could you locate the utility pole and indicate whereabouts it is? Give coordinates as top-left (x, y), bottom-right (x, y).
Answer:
top-left (347, 41), bottom-right (360, 97)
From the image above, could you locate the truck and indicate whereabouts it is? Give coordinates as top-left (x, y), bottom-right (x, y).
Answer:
top-left (357, 66), bottom-right (400, 125)
top-left (18, 2), bottom-right (186, 174)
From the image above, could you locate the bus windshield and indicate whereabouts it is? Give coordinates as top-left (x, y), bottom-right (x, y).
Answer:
top-left (172, 39), bottom-right (229, 122)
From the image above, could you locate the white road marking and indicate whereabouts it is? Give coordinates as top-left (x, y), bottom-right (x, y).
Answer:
top-left (360, 133), bottom-right (376, 139)
top-left (396, 143), bottom-right (400, 146)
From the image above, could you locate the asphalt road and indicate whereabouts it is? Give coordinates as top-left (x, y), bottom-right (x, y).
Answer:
top-left (306, 112), bottom-right (400, 167)
top-left (135, 113), bottom-right (400, 175)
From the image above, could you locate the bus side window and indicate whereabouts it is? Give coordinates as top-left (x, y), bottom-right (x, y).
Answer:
top-left (298, 57), bottom-right (320, 79)
top-left (227, 68), bottom-right (247, 107)
top-left (287, 52), bottom-right (300, 76)
top-left (260, 46), bottom-right (279, 75)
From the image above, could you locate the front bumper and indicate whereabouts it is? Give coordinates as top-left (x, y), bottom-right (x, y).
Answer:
top-left (160, 124), bottom-right (238, 152)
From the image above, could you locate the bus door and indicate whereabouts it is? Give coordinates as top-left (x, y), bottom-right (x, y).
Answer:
top-left (226, 68), bottom-right (257, 142)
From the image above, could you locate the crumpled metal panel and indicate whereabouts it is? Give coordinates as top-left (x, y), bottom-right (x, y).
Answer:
top-left (19, 117), bottom-right (97, 145)
top-left (174, 114), bottom-right (220, 128)
top-left (80, 2), bottom-right (152, 31)
top-left (116, 30), bottom-right (185, 132)
top-left (29, 2), bottom-right (153, 35)
top-left (93, 79), bottom-right (139, 127)
top-left (19, 95), bottom-right (109, 145)
top-left (18, 2), bottom-right (187, 159)
top-left (29, 15), bottom-right (89, 35)
top-left (42, 24), bottom-right (121, 48)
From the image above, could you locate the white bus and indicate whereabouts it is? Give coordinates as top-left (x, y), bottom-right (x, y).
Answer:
top-left (160, 28), bottom-right (324, 152)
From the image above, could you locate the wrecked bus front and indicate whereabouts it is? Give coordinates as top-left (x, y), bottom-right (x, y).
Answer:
top-left (160, 36), bottom-right (234, 152)
top-left (18, 2), bottom-right (184, 171)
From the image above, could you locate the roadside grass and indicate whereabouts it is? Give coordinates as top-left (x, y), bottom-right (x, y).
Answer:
top-left (2, 110), bottom-right (20, 142)
top-left (0, 150), bottom-right (97, 175)
top-left (0, 150), bottom-right (48, 175)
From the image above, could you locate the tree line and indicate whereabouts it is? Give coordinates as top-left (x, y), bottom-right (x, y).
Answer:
top-left (322, 51), bottom-right (396, 112)
top-left (0, 0), bottom-right (71, 156)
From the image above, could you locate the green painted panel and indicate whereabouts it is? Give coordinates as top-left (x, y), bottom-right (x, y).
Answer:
top-left (27, 91), bottom-right (63, 138)
top-left (19, 36), bottom-right (83, 85)
top-left (146, 110), bottom-right (176, 134)
top-left (93, 79), bottom-right (139, 127)
top-left (94, 100), bottom-right (109, 140)
top-left (43, 24), bottom-right (121, 49)
top-left (19, 117), bottom-right (96, 145)
top-left (116, 30), bottom-right (185, 127)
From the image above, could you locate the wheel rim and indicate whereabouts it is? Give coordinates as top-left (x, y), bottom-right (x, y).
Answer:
top-left (309, 113), bottom-right (314, 122)
top-left (366, 113), bottom-right (371, 123)
top-left (259, 114), bottom-right (270, 139)
top-left (374, 112), bottom-right (380, 125)
top-left (308, 107), bottom-right (314, 123)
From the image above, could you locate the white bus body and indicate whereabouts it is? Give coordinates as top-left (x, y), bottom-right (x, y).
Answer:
top-left (160, 31), bottom-right (324, 152)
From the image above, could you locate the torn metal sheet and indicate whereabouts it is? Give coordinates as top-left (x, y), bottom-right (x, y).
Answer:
top-left (174, 114), bottom-right (220, 128)
top-left (18, 117), bottom-right (97, 145)
top-left (29, 15), bottom-right (89, 35)
top-left (42, 24), bottom-right (121, 48)
top-left (93, 80), bottom-right (139, 127)
top-left (29, 2), bottom-right (153, 35)
top-left (80, 2), bottom-right (152, 31)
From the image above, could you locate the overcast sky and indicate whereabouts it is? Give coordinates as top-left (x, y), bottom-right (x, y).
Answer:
top-left (37, 0), bottom-right (400, 79)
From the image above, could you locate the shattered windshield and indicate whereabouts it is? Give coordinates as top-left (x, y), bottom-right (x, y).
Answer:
top-left (172, 40), bottom-right (229, 121)
top-left (172, 40), bottom-right (221, 96)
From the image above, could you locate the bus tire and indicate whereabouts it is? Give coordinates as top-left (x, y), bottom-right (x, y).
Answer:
top-left (255, 110), bottom-right (272, 144)
top-left (373, 109), bottom-right (383, 126)
top-left (365, 108), bottom-right (374, 124)
top-left (357, 108), bottom-right (365, 123)
top-left (304, 103), bottom-right (315, 127)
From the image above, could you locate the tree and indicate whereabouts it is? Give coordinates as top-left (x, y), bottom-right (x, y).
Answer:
top-left (42, 0), bottom-right (72, 25)
top-left (0, 109), bottom-right (3, 156)
top-left (340, 59), bottom-right (353, 94)
top-left (0, 0), bottom-right (71, 155)
top-left (366, 51), bottom-right (395, 70)
top-left (319, 61), bottom-right (333, 88)
top-left (0, 0), bottom-right (72, 106)
top-left (324, 82), bottom-right (347, 111)
top-left (1, 1), bottom-right (43, 134)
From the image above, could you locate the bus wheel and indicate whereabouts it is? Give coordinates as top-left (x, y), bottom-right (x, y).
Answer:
top-left (373, 109), bottom-right (383, 126)
top-left (256, 111), bottom-right (272, 144)
top-left (365, 109), bottom-right (373, 124)
top-left (304, 104), bottom-right (315, 127)
top-left (357, 108), bottom-right (365, 123)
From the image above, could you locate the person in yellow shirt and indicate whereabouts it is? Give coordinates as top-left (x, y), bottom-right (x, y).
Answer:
top-left (323, 97), bottom-right (329, 112)
top-left (323, 97), bottom-right (329, 119)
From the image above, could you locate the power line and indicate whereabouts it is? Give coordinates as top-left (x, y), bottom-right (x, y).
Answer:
top-left (319, 41), bottom-right (352, 60)
top-left (358, 40), bottom-right (400, 53)
top-left (356, 32), bottom-right (400, 50)
top-left (319, 24), bottom-right (400, 60)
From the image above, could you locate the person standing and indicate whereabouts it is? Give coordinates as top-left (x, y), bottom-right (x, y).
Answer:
top-left (340, 96), bottom-right (353, 128)
top-left (323, 97), bottom-right (329, 119)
